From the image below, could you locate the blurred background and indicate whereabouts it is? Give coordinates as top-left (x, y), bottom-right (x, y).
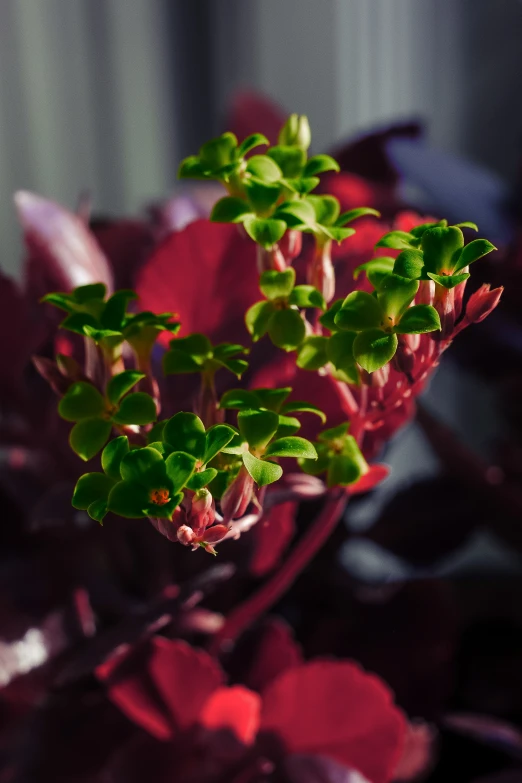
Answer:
top-left (1, 0), bottom-right (521, 274)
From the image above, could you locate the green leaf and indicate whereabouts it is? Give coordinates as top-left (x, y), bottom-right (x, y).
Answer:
top-left (147, 441), bottom-right (172, 457)
top-left (73, 283), bottom-right (107, 303)
top-left (187, 468), bottom-right (218, 491)
top-left (298, 445), bottom-right (330, 476)
top-left (113, 393), bottom-right (157, 425)
top-left (107, 371), bottom-right (145, 405)
top-left (427, 272), bottom-right (470, 289)
top-left (165, 451), bottom-right (197, 491)
top-left (40, 292), bottom-right (75, 312)
top-left (101, 436), bottom-right (130, 480)
top-left (120, 446), bottom-right (167, 487)
top-left (107, 481), bottom-right (149, 518)
top-left (87, 499), bottom-right (108, 523)
top-left (421, 226), bottom-right (464, 274)
top-left (213, 342), bottom-right (249, 360)
top-left (218, 357), bottom-right (249, 378)
top-left (82, 325), bottom-right (123, 347)
top-left (336, 207), bottom-right (380, 226)
top-left (60, 312), bottom-right (99, 335)
top-left (306, 195), bottom-right (340, 226)
top-left (246, 155), bottom-right (282, 182)
top-left (72, 472), bottom-right (114, 510)
top-left (289, 285), bottom-right (326, 310)
top-left (275, 415), bottom-right (301, 438)
top-left (242, 451), bottom-right (283, 486)
top-left (377, 274), bottom-right (419, 320)
top-left (322, 226), bottom-right (356, 243)
top-left (70, 418), bottom-right (112, 461)
top-left (273, 199), bottom-right (317, 229)
top-left (163, 412), bottom-right (206, 460)
top-left (319, 299), bottom-right (344, 332)
top-left (318, 422), bottom-right (349, 442)
top-left (304, 155), bottom-right (340, 176)
top-left (220, 431), bottom-right (248, 455)
top-left (354, 257), bottom-right (395, 288)
top-left (259, 268), bottom-right (296, 300)
top-left (147, 421), bottom-right (166, 444)
top-left (326, 331), bottom-right (359, 385)
top-left (454, 221), bottom-right (478, 231)
top-left (395, 304), bottom-right (441, 334)
top-left (204, 424), bottom-right (236, 463)
top-left (237, 133), bottom-right (269, 157)
top-left (178, 156), bottom-right (211, 180)
top-left (267, 145), bottom-right (307, 177)
top-left (163, 350), bottom-right (203, 374)
top-left (101, 290), bottom-right (137, 330)
top-left (244, 179), bottom-right (282, 213)
top-left (281, 401), bottom-right (326, 423)
top-left (199, 132), bottom-right (237, 170)
top-left (265, 436), bottom-right (317, 459)
top-left (392, 250), bottom-right (425, 280)
top-left (353, 329), bottom-right (398, 372)
top-left (245, 300), bottom-right (276, 341)
top-left (210, 197), bottom-right (252, 223)
top-left (253, 387), bottom-right (292, 411)
top-left (238, 409), bottom-right (279, 451)
top-left (375, 230), bottom-right (415, 250)
top-left (335, 291), bottom-right (383, 331)
top-left (243, 216), bottom-right (286, 248)
top-left (296, 336), bottom-right (329, 370)
top-left (219, 389), bottom-right (260, 410)
top-left (453, 238), bottom-right (496, 273)
top-left (171, 333), bottom-right (212, 358)
top-left (410, 221), bottom-right (445, 238)
top-left (327, 453), bottom-right (363, 487)
top-left (59, 382), bottom-right (106, 422)
top-left (268, 308), bottom-right (306, 351)
top-left (281, 176), bottom-right (320, 195)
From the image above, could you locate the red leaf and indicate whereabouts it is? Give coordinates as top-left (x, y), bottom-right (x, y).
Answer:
top-left (15, 191), bottom-right (113, 293)
top-left (199, 685), bottom-right (261, 745)
top-left (92, 218), bottom-right (154, 290)
top-left (97, 638), bottom-right (223, 740)
top-left (350, 464), bottom-right (389, 495)
top-left (260, 660), bottom-right (406, 783)
top-left (250, 501), bottom-right (298, 577)
top-left (136, 220), bottom-right (259, 345)
top-left (244, 618), bottom-right (303, 693)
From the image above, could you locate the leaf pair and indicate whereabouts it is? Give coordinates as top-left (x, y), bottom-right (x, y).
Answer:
top-left (163, 333), bottom-right (249, 379)
top-left (59, 373), bottom-right (157, 460)
top-left (299, 423), bottom-right (369, 488)
top-left (220, 386), bottom-right (326, 439)
top-left (245, 268), bottom-right (325, 352)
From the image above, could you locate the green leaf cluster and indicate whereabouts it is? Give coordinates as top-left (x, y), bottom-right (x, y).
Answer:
top-left (163, 333), bottom-right (249, 378)
top-left (59, 373), bottom-right (157, 460)
top-left (299, 423), bottom-right (368, 487)
top-left (245, 268), bottom-right (324, 352)
top-left (42, 284), bottom-right (180, 355)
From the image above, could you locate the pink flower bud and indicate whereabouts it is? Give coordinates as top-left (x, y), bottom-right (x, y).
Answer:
top-left (466, 284), bottom-right (503, 323)
top-left (279, 229), bottom-right (302, 261)
top-left (189, 489), bottom-right (215, 534)
top-left (307, 241), bottom-right (335, 303)
top-left (453, 266), bottom-right (469, 319)
top-left (433, 286), bottom-right (455, 341)
top-left (177, 524), bottom-right (195, 546)
top-left (417, 279), bottom-right (435, 306)
top-left (392, 334), bottom-right (415, 377)
top-left (360, 363), bottom-right (390, 388)
top-left (220, 465), bottom-right (255, 522)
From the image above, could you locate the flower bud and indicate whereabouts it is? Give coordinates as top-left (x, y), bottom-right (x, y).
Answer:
top-left (432, 286), bottom-right (455, 341)
top-left (392, 334), bottom-right (415, 377)
top-left (279, 229), bottom-right (302, 261)
top-left (177, 524), bottom-right (195, 547)
top-left (360, 363), bottom-right (390, 388)
top-left (189, 488), bottom-right (215, 534)
top-left (278, 114), bottom-right (311, 149)
top-left (453, 266), bottom-right (468, 320)
top-left (307, 240), bottom-right (335, 303)
top-left (220, 465), bottom-right (255, 521)
top-left (466, 284), bottom-right (503, 324)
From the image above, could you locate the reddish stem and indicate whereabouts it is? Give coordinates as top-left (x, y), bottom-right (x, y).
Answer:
top-left (209, 488), bottom-right (348, 654)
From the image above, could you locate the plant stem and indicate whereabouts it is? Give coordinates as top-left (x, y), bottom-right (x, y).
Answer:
top-left (209, 488), bottom-right (348, 654)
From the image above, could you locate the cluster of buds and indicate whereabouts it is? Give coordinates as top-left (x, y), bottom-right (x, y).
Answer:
top-left (176, 489), bottom-right (229, 555)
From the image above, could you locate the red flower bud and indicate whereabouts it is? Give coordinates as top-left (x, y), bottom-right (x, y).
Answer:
top-left (279, 229), bottom-right (302, 261)
top-left (177, 524), bottom-right (195, 546)
top-left (433, 286), bottom-right (455, 341)
top-left (221, 465), bottom-right (255, 522)
top-left (189, 489), bottom-right (215, 534)
top-left (256, 246), bottom-right (287, 274)
top-left (466, 284), bottom-right (503, 323)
